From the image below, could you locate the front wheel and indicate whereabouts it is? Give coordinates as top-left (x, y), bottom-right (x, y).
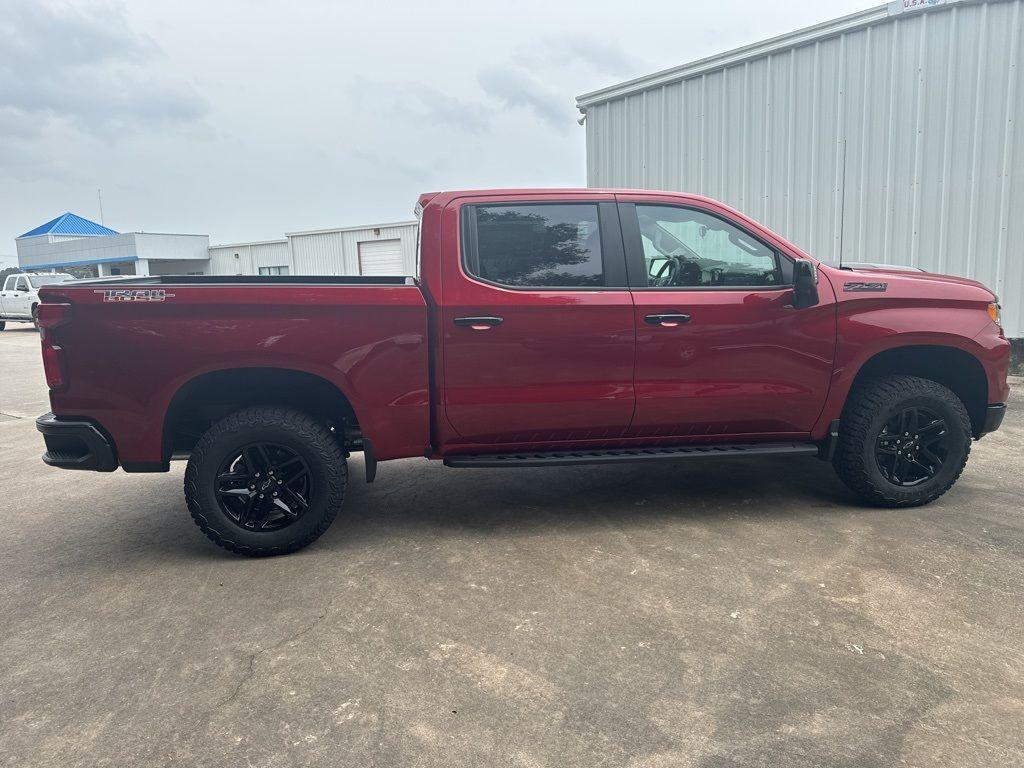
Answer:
top-left (833, 375), bottom-right (972, 507)
top-left (184, 406), bottom-right (347, 556)
top-left (0, 321), bottom-right (5, 331)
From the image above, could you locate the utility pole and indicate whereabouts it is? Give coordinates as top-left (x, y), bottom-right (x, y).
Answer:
top-left (97, 189), bottom-right (104, 225)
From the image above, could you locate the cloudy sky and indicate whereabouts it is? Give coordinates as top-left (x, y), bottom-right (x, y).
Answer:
top-left (0, 0), bottom-right (871, 251)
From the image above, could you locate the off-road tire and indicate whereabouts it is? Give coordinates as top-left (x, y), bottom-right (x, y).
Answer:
top-left (833, 375), bottom-right (971, 507)
top-left (184, 406), bottom-right (347, 556)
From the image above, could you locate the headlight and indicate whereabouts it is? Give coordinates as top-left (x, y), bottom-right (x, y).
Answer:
top-left (987, 302), bottom-right (1002, 327)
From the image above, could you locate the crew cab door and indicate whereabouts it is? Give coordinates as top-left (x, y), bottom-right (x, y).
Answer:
top-left (618, 196), bottom-right (836, 439)
top-left (438, 194), bottom-right (635, 447)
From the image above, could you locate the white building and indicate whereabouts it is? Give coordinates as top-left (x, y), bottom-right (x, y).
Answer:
top-left (15, 213), bottom-right (209, 277)
top-left (14, 212), bottom-right (419, 279)
top-left (577, 0), bottom-right (1024, 339)
top-left (207, 239), bottom-right (291, 276)
top-left (207, 221), bottom-right (419, 277)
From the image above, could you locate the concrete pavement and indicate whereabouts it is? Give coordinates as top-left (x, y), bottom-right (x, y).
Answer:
top-left (2, 325), bottom-right (1023, 767)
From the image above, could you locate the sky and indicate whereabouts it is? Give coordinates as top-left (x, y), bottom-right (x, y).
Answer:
top-left (0, 0), bottom-right (871, 252)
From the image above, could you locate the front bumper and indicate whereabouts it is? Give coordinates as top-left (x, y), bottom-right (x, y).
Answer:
top-left (36, 412), bottom-right (118, 472)
top-left (978, 403), bottom-right (1007, 438)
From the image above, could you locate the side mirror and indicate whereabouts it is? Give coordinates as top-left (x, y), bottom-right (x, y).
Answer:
top-left (792, 259), bottom-right (819, 309)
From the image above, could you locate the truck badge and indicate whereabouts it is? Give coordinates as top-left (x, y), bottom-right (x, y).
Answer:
top-left (843, 282), bottom-right (888, 292)
top-left (95, 289), bottom-right (176, 302)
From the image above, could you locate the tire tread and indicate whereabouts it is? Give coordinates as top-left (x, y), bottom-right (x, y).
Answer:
top-left (184, 406), bottom-right (347, 556)
top-left (833, 375), bottom-right (971, 507)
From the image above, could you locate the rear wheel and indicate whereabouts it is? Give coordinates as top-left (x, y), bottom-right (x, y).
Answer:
top-left (833, 375), bottom-right (971, 507)
top-left (31, 304), bottom-right (39, 330)
top-left (0, 321), bottom-right (5, 331)
top-left (184, 406), bottom-right (347, 556)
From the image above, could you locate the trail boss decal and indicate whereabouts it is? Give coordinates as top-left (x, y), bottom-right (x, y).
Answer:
top-left (95, 289), bottom-right (176, 302)
top-left (843, 282), bottom-right (888, 293)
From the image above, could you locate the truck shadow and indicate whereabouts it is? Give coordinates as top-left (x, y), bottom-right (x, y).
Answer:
top-left (37, 455), bottom-right (867, 566)
top-left (331, 454), bottom-right (862, 545)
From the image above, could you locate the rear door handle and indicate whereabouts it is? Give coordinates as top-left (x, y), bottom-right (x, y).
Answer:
top-left (454, 316), bottom-right (503, 330)
top-left (644, 312), bottom-right (691, 327)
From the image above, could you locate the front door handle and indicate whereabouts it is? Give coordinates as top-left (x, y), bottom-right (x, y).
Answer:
top-left (454, 316), bottom-right (503, 330)
top-left (644, 312), bottom-right (691, 327)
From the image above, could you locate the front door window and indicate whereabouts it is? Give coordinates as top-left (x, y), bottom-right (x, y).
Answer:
top-left (636, 205), bottom-right (783, 288)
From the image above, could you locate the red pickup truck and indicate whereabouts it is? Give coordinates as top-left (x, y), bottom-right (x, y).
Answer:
top-left (35, 189), bottom-right (1010, 556)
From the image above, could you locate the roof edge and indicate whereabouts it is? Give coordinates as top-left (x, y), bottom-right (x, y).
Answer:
top-left (284, 220), bottom-right (418, 237)
top-left (209, 238), bottom-right (289, 249)
top-left (577, 3), bottom-right (900, 108)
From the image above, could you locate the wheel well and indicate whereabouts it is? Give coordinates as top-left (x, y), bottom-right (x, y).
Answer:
top-left (851, 345), bottom-right (989, 437)
top-left (163, 368), bottom-right (359, 458)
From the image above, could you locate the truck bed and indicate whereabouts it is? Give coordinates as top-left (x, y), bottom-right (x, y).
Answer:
top-left (38, 278), bottom-right (431, 467)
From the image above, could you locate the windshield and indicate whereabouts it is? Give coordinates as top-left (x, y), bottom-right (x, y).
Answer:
top-left (29, 274), bottom-right (75, 288)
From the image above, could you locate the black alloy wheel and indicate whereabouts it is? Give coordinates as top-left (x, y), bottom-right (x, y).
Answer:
top-left (874, 406), bottom-right (951, 487)
top-left (833, 375), bottom-right (971, 508)
top-left (186, 406), bottom-right (347, 556)
top-left (215, 442), bottom-right (312, 532)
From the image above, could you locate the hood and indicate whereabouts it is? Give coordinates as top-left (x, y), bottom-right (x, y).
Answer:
top-left (822, 263), bottom-right (997, 302)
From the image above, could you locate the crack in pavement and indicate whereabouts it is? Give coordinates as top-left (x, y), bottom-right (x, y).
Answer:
top-left (210, 594), bottom-right (340, 714)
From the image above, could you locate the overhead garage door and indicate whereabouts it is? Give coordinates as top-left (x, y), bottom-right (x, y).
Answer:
top-left (358, 239), bottom-right (404, 275)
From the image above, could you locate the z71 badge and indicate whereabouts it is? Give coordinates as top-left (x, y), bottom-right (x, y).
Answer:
top-left (843, 282), bottom-right (888, 293)
top-left (95, 289), bottom-right (176, 302)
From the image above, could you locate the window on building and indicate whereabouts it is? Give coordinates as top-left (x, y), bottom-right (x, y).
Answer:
top-left (635, 205), bottom-right (783, 288)
top-left (464, 203), bottom-right (604, 288)
top-left (258, 266), bottom-right (290, 276)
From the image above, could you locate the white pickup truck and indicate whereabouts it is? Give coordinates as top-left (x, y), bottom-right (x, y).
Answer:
top-left (0, 273), bottom-right (76, 330)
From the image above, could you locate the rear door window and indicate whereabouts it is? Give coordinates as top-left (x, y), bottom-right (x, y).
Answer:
top-left (464, 203), bottom-right (605, 288)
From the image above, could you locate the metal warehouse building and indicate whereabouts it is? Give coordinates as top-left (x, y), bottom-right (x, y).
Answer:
top-left (15, 213), bottom-right (419, 279)
top-left (577, 0), bottom-right (1024, 339)
top-left (205, 221), bottom-right (418, 276)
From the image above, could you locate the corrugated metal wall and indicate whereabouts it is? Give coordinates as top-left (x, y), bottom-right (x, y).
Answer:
top-left (206, 223), bottom-right (418, 277)
top-left (581, 0), bottom-right (1024, 337)
top-left (288, 223), bottom-right (418, 276)
top-left (207, 241), bottom-right (289, 275)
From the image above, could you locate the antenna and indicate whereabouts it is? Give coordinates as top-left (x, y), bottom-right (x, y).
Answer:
top-left (837, 139), bottom-right (847, 269)
top-left (97, 189), bottom-right (105, 225)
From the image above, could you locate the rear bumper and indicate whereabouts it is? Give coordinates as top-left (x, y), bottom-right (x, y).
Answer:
top-left (36, 412), bottom-right (118, 472)
top-left (978, 403), bottom-right (1006, 438)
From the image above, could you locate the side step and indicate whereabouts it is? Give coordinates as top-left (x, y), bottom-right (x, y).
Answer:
top-left (443, 442), bottom-right (819, 469)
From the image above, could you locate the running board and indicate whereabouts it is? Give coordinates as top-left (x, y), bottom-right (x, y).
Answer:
top-left (443, 442), bottom-right (819, 469)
